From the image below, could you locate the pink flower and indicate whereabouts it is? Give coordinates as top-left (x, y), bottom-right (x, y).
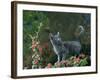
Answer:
top-left (31, 41), bottom-right (38, 50)
top-left (46, 63), bottom-right (52, 68)
top-left (79, 53), bottom-right (86, 59)
top-left (61, 60), bottom-right (66, 64)
top-left (38, 47), bottom-right (43, 53)
top-left (32, 44), bottom-right (37, 49)
top-left (75, 57), bottom-right (80, 63)
top-left (34, 60), bottom-right (39, 65)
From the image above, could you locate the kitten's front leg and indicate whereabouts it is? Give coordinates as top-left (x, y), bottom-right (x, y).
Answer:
top-left (62, 53), bottom-right (66, 61)
top-left (57, 54), bottom-right (60, 62)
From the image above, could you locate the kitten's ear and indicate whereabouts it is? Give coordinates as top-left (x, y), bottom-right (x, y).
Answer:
top-left (57, 32), bottom-right (60, 36)
top-left (49, 33), bottom-right (53, 37)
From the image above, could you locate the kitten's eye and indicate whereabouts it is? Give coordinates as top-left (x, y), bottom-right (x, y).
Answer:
top-left (58, 38), bottom-right (60, 41)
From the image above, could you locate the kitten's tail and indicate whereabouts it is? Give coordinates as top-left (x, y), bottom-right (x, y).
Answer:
top-left (75, 25), bottom-right (85, 41)
top-left (78, 25), bottom-right (85, 36)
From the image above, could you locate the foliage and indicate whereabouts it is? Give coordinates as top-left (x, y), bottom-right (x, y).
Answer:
top-left (32, 53), bottom-right (90, 68)
top-left (23, 11), bottom-right (49, 69)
